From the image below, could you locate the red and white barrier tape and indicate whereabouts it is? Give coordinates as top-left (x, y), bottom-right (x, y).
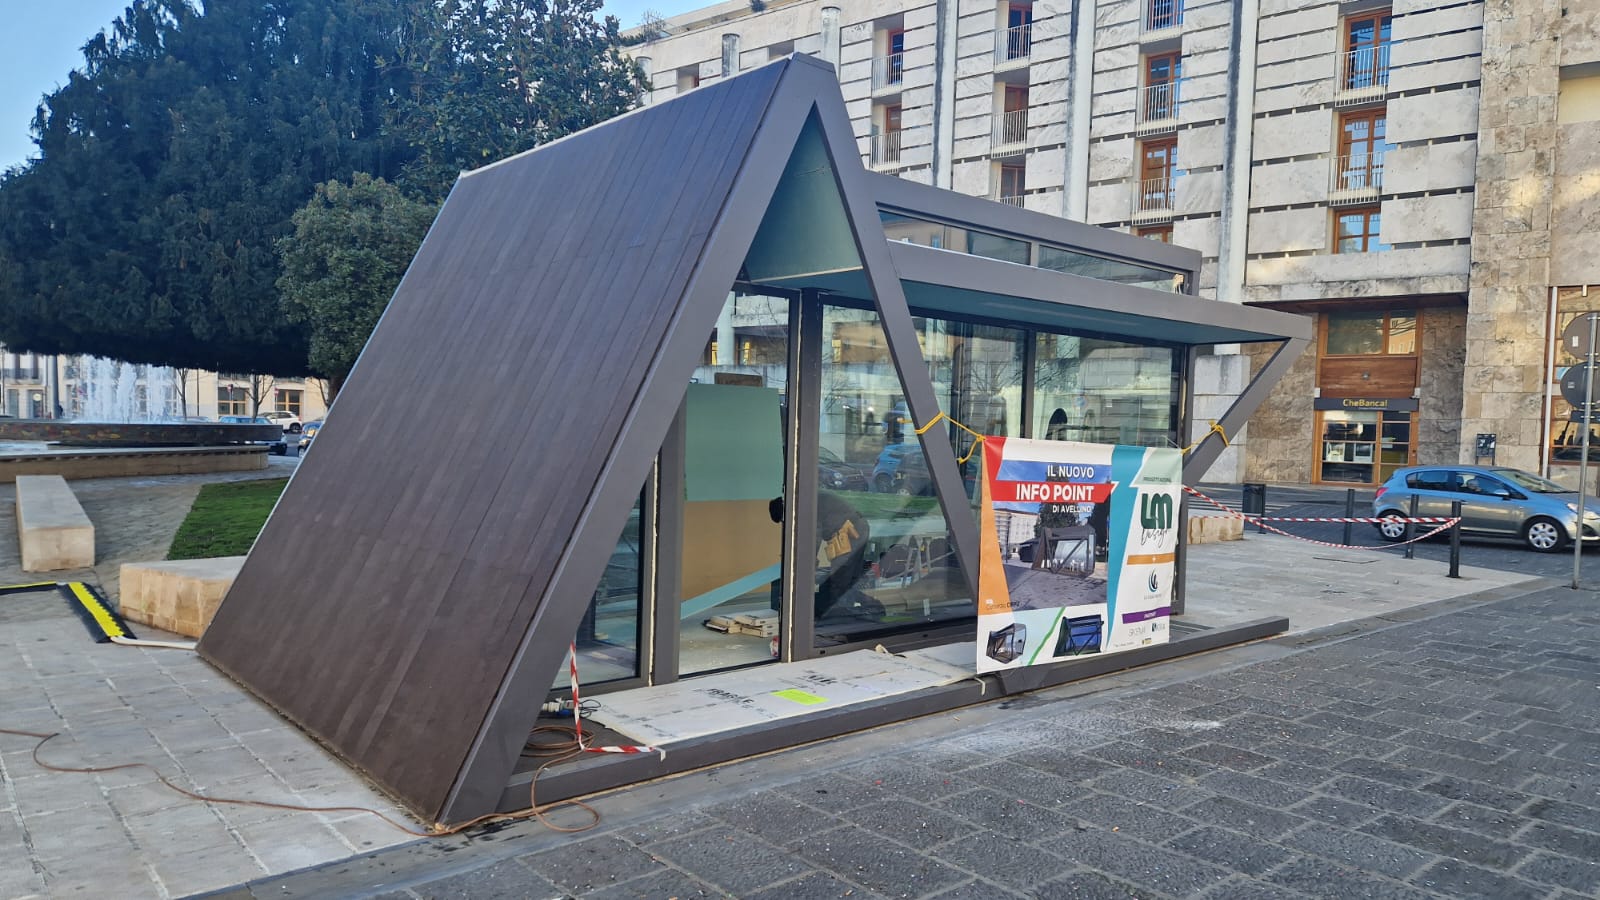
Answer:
top-left (566, 642), bottom-right (665, 761)
top-left (568, 642), bottom-right (583, 745)
top-left (1183, 485), bottom-right (1460, 551)
top-left (1252, 515), bottom-right (1458, 524)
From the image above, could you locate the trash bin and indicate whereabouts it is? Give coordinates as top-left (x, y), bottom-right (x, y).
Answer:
top-left (1241, 483), bottom-right (1266, 516)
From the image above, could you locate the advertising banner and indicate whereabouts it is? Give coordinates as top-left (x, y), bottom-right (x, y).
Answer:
top-left (976, 437), bottom-right (1182, 673)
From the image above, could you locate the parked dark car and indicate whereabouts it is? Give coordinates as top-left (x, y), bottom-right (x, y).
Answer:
top-left (871, 443), bottom-right (929, 494)
top-left (818, 446), bottom-right (868, 491)
top-left (1373, 465), bottom-right (1600, 552)
top-left (216, 416), bottom-right (287, 454)
top-left (297, 419), bottom-right (323, 451)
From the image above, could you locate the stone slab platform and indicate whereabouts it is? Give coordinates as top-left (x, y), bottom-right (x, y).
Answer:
top-left (0, 445), bottom-right (268, 483)
top-left (15, 474), bottom-right (94, 571)
top-left (120, 555), bottom-right (246, 637)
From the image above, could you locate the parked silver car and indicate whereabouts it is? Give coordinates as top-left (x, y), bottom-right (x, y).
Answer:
top-left (1373, 465), bottom-right (1600, 552)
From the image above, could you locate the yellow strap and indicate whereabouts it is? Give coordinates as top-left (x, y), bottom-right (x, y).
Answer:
top-left (1180, 420), bottom-right (1230, 454)
top-left (916, 411), bottom-right (1227, 461)
top-left (912, 411), bottom-right (986, 465)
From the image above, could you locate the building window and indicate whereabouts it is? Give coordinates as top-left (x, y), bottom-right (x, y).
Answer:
top-left (1342, 10), bottom-right (1391, 91)
top-left (1137, 224), bottom-right (1173, 242)
top-left (275, 388), bottom-right (303, 418)
top-left (1138, 138), bottom-right (1177, 212)
top-left (1545, 289), bottom-right (1600, 465)
top-left (873, 26), bottom-right (906, 90)
top-left (1334, 206), bottom-right (1387, 253)
top-left (217, 385), bottom-right (248, 416)
top-left (997, 162), bottom-right (1026, 206)
top-left (1143, 0), bottom-right (1182, 32)
top-left (1141, 52), bottom-right (1181, 122)
top-left (872, 104), bottom-right (904, 166)
top-left (1324, 310), bottom-right (1416, 357)
top-left (1000, 3), bottom-right (1033, 62)
top-left (995, 85), bottom-right (1029, 151)
top-left (1333, 107), bottom-right (1388, 197)
top-left (676, 66), bottom-right (700, 93)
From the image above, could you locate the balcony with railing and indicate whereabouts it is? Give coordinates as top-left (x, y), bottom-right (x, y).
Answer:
top-left (1136, 81), bottom-right (1180, 135)
top-left (871, 51), bottom-right (906, 93)
top-left (1329, 151), bottom-right (1385, 206)
top-left (1335, 44), bottom-right (1389, 106)
top-left (993, 192), bottom-right (1027, 208)
top-left (871, 129), bottom-right (906, 168)
top-left (991, 109), bottom-right (1029, 156)
top-left (1133, 175), bottom-right (1175, 221)
top-left (1142, 0), bottom-right (1183, 35)
top-left (996, 23), bottom-right (1032, 65)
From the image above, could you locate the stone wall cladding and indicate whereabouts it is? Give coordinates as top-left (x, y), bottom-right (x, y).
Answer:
top-left (1460, 0), bottom-right (1561, 471)
top-left (1243, 337), bottom-right (1316, 483)
top-left (1418, 306), bottom-right (1466, 465)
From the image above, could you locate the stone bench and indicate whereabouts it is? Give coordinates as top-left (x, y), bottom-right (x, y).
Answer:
top-left (119, 556), bottom-right (246, 638)
top-left (14, 475), bottom-right (95, 571)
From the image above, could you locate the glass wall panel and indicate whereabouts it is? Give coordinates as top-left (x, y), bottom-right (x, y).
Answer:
top-left (679, 292), bottom-right (790, 675)
top-left (1034, 333), bottom-right (1176, 447)
top-left (1037, 245), bottom-right (1182, 293)
top-left (557, 493), bottom-right (644, 687)
top-left (879, 212), bottom-right (1029, 265)
top-left (919, 318), bottom-right (1026, 487)
top-left (812, 305), bottom-right (973, 648)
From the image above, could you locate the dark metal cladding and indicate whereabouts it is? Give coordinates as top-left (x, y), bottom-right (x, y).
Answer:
top-left (199, 59), bottom-right (792, 823)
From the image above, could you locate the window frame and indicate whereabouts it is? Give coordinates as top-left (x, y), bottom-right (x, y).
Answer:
top-left (1333, 205), bottom-right (1386, 254)
top-left (1343, 10), bottom-right (1392, 90)
top-left (1337, 107), bottom-right (1388, 190)
top-left (1137, 224), bottom-right (1173, 243)
top-left (1321, 309), bottom-right (1418, 358)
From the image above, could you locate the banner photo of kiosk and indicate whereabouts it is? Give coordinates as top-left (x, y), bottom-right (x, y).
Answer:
top-left (976, 436), bottom-right (1182, 674)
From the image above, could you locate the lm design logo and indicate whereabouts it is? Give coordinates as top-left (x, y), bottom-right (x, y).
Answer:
top-left (1140, 493), bottom-right (1173, 530)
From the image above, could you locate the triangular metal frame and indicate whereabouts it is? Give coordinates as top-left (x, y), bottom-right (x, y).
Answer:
top-left (443, 57), bottom-right (982, 823)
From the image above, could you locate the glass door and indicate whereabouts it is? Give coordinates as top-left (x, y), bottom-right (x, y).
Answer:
top-left (675, 292), bottom-right (792, 676)
top-left (1318, 409), bottom-right (1380, 484)
top-left (1378, 410), bottom-right (1413, 484)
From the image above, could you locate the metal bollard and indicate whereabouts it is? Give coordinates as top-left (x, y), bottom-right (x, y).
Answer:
top-left (1342, 488), bottom-right (1356, 547)
top-left (1448, 500), bottom-right (1462, 578)
top-left (1404, 493), bottom-right (1419, 560)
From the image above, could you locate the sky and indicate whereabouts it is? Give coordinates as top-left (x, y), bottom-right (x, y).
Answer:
top-left (0, 0), bottom-right (702, 172)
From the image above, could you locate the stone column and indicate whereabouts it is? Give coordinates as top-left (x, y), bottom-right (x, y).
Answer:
top-left (1460, 0), bottom-right (1561, 471)
top-left (820, 7), bottom-right (842, 69)
top-left (1063, 0), bottom-right (1096, 220)
top-left (933, 0), bottom-right (958, 190)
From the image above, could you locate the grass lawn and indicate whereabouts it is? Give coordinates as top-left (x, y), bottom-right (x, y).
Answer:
top-left (167, 478), bottom-right (289, 560)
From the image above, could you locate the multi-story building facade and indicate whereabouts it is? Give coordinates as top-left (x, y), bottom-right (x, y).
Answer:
top-left (0, 345), bottom-right (329, 425)
top-left (628, 0), bottom-right (1600, 487)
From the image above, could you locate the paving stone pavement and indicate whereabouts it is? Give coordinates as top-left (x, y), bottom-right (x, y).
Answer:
top-left (0, 458), bottom-right (417, 900)
top-left (198, 581), bottom-right (1600, 900)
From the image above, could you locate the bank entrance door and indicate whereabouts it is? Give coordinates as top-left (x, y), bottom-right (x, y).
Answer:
top-left (1316, 408), bottom-right (1414, 485)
